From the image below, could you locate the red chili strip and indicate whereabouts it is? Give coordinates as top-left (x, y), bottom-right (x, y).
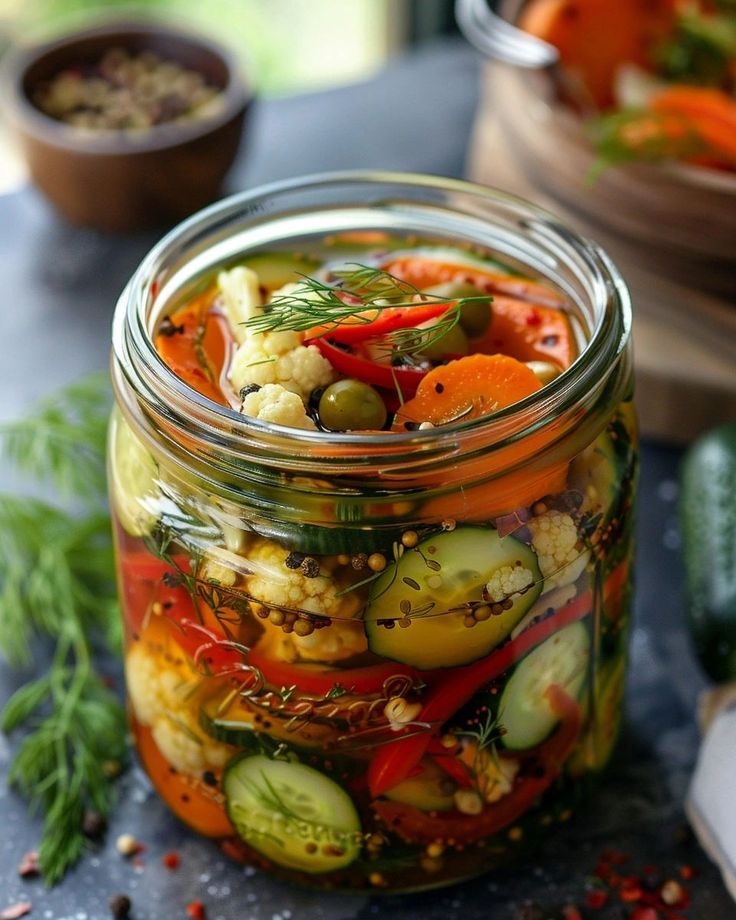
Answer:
top-left (367, 578), bottom-right (602, 797)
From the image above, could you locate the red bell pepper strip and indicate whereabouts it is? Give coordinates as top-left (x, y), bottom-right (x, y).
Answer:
top-left (309, 300), bottom-right (452, 345)
top-left (372, 685), bottom-right (581, 844)
top-left (245, 646), bottom-right (421, 697)
top-left (367, 583), bottom-right (600, 797)
top-left (311, 337), bottom-right (426, 394)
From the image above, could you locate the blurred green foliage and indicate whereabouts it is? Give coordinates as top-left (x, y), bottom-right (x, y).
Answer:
top-left (2, 0), bottom-right (392, 95)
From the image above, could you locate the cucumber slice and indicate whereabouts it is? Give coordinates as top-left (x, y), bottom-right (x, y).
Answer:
top-left (223, 754), bottom-right (361, 873)
top-left (570, 656), bottom-right (626, 773)
top-left (240, 252), bottom-right (321, 292)
top-left (569, 431), bottom-right (619, 520)
top-left (364, 527), bottom-right (542, 669)
top-left (108, 411), bottom-right (160, 538)
top-left (500, 622), bottom-right (590, 750)
top-left (384, 758), bottom-right (456, 813)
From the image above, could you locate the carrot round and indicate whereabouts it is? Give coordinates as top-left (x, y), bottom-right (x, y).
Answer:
top-left (650, 87), bottom-right (736, 165)
top-left (519, 0), bottom-right (678, 108)
top-left (393, 355), bottom-right (569, 522)
top-left (393, 354), bottom-right (543, 429)
top-left (381, 257), bottom-right (577, 368)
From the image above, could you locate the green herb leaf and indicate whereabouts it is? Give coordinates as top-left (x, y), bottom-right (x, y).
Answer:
top-left (242, 263), bottom-right (489, 338)
top-left (0, 371), bottom-right (111, 504)
top-left (0, 372), bottom-right (126, 885)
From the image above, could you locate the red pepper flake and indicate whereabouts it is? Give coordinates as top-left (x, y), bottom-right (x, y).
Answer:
top-left (619, 883), bottom-right (643, 903)
top-left (186, 902), bottom-right (206, 920)
top-left (526, 313), bottom-right (542, 326)
top-left (562, 907), bottom-right (583, 920)
top-left (593, 861), bottom-right (611, 880)
top-left (630, 909), bottom-right (659, 920)
top-left (584, 889), bottom-right (608, 909)
top-left (679, 864), bottom-right (696, 880)
top-left (17, 851), bottom-right (40, 878)
top-left (0, 904), bottom-right (32, 920)
top-left (162, 851), bottom-right (180, 870)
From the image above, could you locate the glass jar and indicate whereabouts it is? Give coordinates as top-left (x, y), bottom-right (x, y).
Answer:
top-left (109, 172), bottom-right (637, 893)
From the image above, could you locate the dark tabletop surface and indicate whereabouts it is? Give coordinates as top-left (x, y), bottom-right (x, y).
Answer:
top-left (0, 37), bottom-right (731, 920)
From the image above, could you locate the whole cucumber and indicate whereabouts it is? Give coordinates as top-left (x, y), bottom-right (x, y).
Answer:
top-left (680, 422), bottom-right (736, 682)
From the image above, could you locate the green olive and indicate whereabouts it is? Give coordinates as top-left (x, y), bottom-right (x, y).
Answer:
top-left (418, 320), bottom-right (470, 359)
top-left (424, 281), bottom-right (492, 337)
top-left (318, 379), bottom-right (388, 431)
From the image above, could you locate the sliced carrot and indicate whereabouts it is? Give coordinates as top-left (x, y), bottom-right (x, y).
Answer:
top-left (519, 0), bottom-right (678, 108)
top-left (381, 256), bottom-right (577, 368)
top-left (473, 295), bottom-right (576, 369)
top-left (155, 288), bottom-right (230, 405)
top-left (382, 256), bottom-right (567, 309)
top-left (134, 723), bottom-right (234, 837)
top-left (394, 354), bottom-right (543, 429)
top-left (394, 355), bottom-right (569, 522)
top-left (650, 86), bottom-right (736, 164)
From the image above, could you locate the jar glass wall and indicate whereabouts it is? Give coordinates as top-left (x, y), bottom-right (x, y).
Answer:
top-left (109, 173), bottom-right (637, 893)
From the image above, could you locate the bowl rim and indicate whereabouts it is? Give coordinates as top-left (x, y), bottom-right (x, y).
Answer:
top-left (0, 17), bottom-right (252, 155)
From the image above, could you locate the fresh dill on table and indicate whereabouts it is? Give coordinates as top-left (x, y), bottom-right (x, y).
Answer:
top-left (0, 372), bottom-right (126, 885)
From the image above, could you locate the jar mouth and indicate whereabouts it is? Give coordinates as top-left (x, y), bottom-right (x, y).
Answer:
top-left (112, 170), bottom-right (631, 468)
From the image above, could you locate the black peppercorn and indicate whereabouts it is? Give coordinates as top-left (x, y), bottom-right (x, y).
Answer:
top-left (109, 894), bottom-right (132, 919)
top-left (300, 556), bottom-right (320, 578)
top-left (239, 383), bottom-right (262, 401)
top-left (82, 809), bottom-right (107, 839)
top-left (285, 551), bottom-right (305, 570)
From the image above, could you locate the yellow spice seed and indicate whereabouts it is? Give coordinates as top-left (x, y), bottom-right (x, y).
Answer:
top-left (420, 857), bottom-right (442, 873)
top-left (426, 842), bottom-right (444, 858)
top-left (369, 872), bottom-right (387, 887)
top-left (269, 609), bottom-right (286, 626)
top-left (661, 880), bottom-right (684, 906)
top-left (463, 615), bottom-right (476, 628)
top-left (337, 554), bottom-right (350, 566)
top-left (367, 553), bottom-right (387, 573)
top-left (474, 605), bottom-right (492, 621)
top-left (151, 601), bottom-right (163, 616)
top-left (116, 833), bottom-right (139, 857)
top-left (559, 809), bottom-right (572, 822)
top-left (454, 789), bottom-right (483, 815)
top-left (401, 530), bottom-right (419, 548)
top-left (293, 618), bottom-right (315, 637)
top-left (508, 826), bottom-right (523, 842)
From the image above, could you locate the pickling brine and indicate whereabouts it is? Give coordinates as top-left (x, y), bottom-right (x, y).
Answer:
top-left (110, 174), bottom-right (637, 892)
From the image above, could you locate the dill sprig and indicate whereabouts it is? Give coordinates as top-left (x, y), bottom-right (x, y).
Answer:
top-left (0, 373), bottom-right (126, 885)
top-left (0, 371), bottom-right (110, 502)
top-left (243, 262), bottom-right (489, 344)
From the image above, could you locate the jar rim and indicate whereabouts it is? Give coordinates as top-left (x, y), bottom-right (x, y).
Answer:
top-left (112, 170), bottom-right (632, 470)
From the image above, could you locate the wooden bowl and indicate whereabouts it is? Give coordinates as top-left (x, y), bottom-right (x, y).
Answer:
top-left (487, 1), bottom-right (736, 296)
top-left (0, 21), bottom-right (252, 232)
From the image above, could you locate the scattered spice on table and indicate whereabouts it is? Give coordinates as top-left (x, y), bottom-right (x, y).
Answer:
top-left (162, 851), bottom-right (180, 870)
top-left (186, 901), bottom-right (207, 920)
top-left (16, 852), bottom-right (39, 879)
top-left (109, 893), bottom-right (132, 919)
top-left (82, 809), bottom-right (107, 840)
top-left (115, 833), bottom-right (144, 857)
top-left (0, 904), bottom-right (32, 920)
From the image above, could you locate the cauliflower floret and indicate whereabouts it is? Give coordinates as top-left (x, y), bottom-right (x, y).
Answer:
top-left (240, 383), bottom-right (317, 430)
top-left (485, 563), bottom-right (535, 603)
top-left (245, 538), bottom-right (367, 663)
top-left (125, 641), bottom-right (232, 775)
top-left (230, 337), bottom-right (335, 402)
top-left (217, 265), bottom-right (263, 344)
top-left (459, 742), bottom-right (520, 804)
top-left (224, 277), bottom-right (336, 402)
top-left (528, 509), bottom-right (590, 593)
top-left (476, 753), bottom-right (520, 804)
